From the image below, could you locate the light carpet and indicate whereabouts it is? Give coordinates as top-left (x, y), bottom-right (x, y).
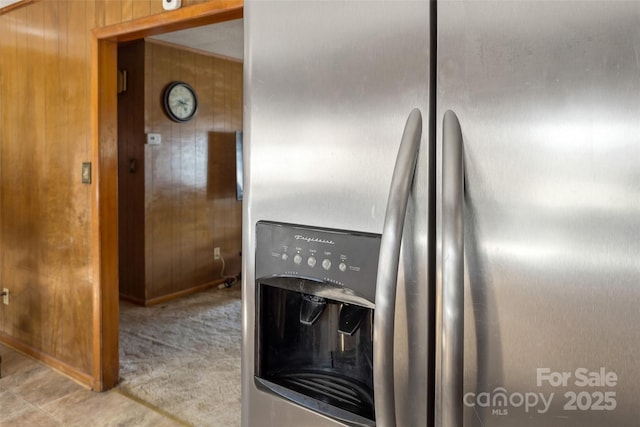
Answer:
top-left (118, 285), bottom-right (242, 427)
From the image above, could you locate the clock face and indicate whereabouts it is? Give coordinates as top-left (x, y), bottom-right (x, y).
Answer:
top-left (164, 82), bottom-right (198, 122)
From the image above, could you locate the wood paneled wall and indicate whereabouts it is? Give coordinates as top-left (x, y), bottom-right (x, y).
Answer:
top-left (0, 0), bottom-right (230, 387)
top-left (118, 40), bottom-right (242, 304)
top-left (118, 40), bottom-right (146, 302)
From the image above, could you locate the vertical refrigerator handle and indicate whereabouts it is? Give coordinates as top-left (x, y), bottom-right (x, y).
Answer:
top-left (441, 110), bottom-right (464, 427)
top-left (374, 108), bottom-right (422, 427)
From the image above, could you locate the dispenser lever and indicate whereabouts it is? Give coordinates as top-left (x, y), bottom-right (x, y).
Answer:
top-left (299, 294), bottom-right (327, 325)
top-left (338, 304), bottom-right (368, 336)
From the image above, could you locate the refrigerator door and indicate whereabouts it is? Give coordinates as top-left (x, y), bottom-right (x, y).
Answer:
top-left (436, 2), bottom-right (640, 426)
top-left (243, 1), bottom-right (434, 426)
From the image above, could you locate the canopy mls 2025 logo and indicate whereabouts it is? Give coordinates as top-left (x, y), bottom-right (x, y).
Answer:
top-left (463, 367), bottom-right (618, 416)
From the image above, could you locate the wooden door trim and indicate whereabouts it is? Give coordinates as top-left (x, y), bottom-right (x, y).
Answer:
top-left (91, 0), bottom-right (243, 391)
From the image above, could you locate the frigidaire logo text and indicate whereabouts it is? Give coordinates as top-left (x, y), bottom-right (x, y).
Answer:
top-left (294, 235), bottom-right (335, 245)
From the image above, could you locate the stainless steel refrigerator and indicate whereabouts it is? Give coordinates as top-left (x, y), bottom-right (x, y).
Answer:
top-left (241, 1), bottom-right (640, 426)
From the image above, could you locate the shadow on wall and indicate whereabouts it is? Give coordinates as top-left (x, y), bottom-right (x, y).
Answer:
top-left (208, 131), bottom-right (239, 200)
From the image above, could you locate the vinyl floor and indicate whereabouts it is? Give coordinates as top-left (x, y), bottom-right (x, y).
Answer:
top-left (1, 284), bottom-right (242, 426)
top-left (0, 343), bottom-right (185, 426)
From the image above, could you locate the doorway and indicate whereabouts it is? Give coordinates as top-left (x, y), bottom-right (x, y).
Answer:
top-left (91, 1), bottom-right (243, 392)
top-left (116, 37), bottom-right (243, 306)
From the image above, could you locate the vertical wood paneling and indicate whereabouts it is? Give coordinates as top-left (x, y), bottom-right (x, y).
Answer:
top-left (148, 42), bottom-right (175, 297)
top-left (77, 0), bottom-right (94, 375)
top-left (194, 53), bottom-right (214, 286)
top-left (118, 40), bottom-right (146, 303)
top-left (139, 41), bottom-right (242, 302)
top-left (144, 39), bottom-right (155, 294)
top-left (42, 7), bottom-right (61, 230)
top-left (149, 0), bottom-right (164, 16)
top-left (0, 0), bottom-right (243, 387)
top-left (94, 0), bottom-right (105, 27)
top-left (0, 5), bottom-right (18, 341)
top-left (55, 0), bottom-right (81, 373)
top-left (228, 60), bottom-right (242, 273)
top-left (0, 7), bottom-right (7, 339)
top-left (121, 0), bottom-right (133, 22)
top-left (29, 0), bottom-right (55, 359)
top-left (179, 48), bottom-right (198, 293)
top-left (85, 1), bottom-right (96, 59)
top-left (104, 0), bottom-right (122, 26)
top-left (6, 8), bottom-right (25, 272)
top-left (131, 0), bottom-right (150, 20)
top-left (13, 5), bottom-right (42, 346)
top-left (168, 47), bottom-right (182, 297)
top-left (0, 15), bottom-right (4, 337)
top-left (212, 57), bottom-right (225, 132)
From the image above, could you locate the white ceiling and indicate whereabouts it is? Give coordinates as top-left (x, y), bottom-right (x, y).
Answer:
top-left (148, 19), bottom-right (244, 61)
top-left (0, 0), bottom-right (22, 8)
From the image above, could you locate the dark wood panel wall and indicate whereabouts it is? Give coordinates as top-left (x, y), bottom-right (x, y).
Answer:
top-left (118, 40), bottom-right (242, 304)
top-left (0, 0), bottom-right (228, 387)
top-left (117, 41), bottom-right (146, 302)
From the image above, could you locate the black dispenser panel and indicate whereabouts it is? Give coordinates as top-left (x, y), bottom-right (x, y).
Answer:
top-left (254, 221), bottom-right (381, 426)
top-left (256, 284), bottom-right (375, 426)
top-left (256, 221), bottom-right (381, 303)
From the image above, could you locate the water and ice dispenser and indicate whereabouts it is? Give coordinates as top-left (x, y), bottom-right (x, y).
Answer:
top-left (254, 221), bottom-right (381, 426)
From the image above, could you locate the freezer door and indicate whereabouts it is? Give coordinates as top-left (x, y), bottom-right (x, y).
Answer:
top-left (243, 1), bottom-right (434, 426)
top-left (436, 2), bottom-right (640, 426)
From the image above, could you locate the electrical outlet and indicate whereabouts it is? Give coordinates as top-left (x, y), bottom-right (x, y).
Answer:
top-left (214, 247), bottom-right (221, 260)
top-left (2, 288), bottom-right (8, 305)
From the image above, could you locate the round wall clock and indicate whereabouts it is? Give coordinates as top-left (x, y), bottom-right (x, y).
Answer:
top-left (163, 81), bottom-right (198, 122)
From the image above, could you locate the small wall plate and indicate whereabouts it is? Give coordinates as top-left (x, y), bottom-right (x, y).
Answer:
top-left (82, 162), bottom-right (92, 184)
top-left (147, 133), bottom-right (162, 145)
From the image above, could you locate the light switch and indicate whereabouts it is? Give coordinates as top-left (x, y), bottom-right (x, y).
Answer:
top-left (147, 133), bottom-right (161, 145)
top-left (82, 162), bottom-right (92, 184)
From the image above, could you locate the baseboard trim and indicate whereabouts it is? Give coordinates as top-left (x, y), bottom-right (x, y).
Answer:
top-left (120, 278), bottom-right (233, 307)
top-left (118, 293), bottom-right (145, 305)
top-left (0, 332), bottom-right (93, 389)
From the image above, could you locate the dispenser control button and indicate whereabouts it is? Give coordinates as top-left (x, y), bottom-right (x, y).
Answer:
top-left (281, 253), bottom-right (289, 261)
top-left (338, 262), bottom-right (347, 272)
top-left (307, 256), bottom-right (317, 268)
top-left (293, 254), bottom-right (303, 265)
top-left (322, 259), bottom-right (331, 270)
